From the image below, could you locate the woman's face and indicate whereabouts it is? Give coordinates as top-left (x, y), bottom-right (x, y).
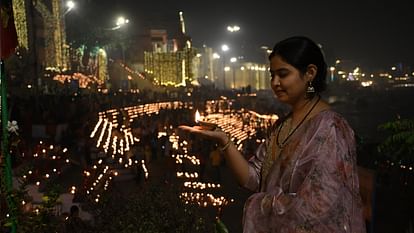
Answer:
top-left (269, 55), bottom-right (308, 105)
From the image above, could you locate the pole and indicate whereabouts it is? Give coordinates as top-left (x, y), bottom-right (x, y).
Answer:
top-left (222, 55), bottom-right (226, 90)
top-left (1, 60), bottom-right (17, 233)
top-left (232, 64), bottom-right (236, 89)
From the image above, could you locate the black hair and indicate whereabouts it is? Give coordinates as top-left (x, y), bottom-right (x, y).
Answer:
top-left (269, 36), bottom-right (327, 93)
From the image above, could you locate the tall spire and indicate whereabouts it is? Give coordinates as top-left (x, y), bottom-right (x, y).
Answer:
top-left (179, 11), bottom-right (186, 34)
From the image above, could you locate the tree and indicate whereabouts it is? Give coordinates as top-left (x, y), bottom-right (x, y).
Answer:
top-left (378, 118), bottom-right (414, 163)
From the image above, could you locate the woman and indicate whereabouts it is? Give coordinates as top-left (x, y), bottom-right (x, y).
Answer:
top-left (180, 36), bottom-right (365, 232)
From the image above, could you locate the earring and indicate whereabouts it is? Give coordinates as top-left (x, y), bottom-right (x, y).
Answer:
top-left (305, 81), bottom-right (315, 99)
top-left (306, 81), bottom-right (315, 94)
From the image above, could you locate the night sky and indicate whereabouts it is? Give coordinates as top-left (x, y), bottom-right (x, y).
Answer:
top-left (74, 0), bottom-right (414, 68)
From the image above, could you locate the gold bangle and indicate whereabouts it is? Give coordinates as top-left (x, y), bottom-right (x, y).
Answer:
top-left (219, 134), bottom-right (232, 151)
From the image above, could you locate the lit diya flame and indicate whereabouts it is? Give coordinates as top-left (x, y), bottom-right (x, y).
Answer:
top-left (195, 110), bottom-right (201, 123)
top-left (195, 110), bottom-right (218, 130)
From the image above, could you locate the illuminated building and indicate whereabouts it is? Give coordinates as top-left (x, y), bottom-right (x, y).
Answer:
top-left (12, 0), bottom-right (29, 49)
top-left (96, 48), bottom-right (108, 83)
top-left (143, 12), bottom-right (197, 87)
top-left (193, 47), bottom-right (215, 84)
top-left (32, 0), bottom-right (70, 71)
top-left (144, 48), bottom-right (197, 86)
top-left (192, 47), bottom-right (270, 90)
top-left (237, 62), bottom-right (270, 90)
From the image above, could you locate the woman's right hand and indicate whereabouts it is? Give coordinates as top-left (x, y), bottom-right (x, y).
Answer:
top-left (180, 125), bottom-right (249, 186)
top-left (178, 125), bottom-right (229, 146)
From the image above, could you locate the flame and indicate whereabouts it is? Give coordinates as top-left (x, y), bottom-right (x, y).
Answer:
top-left (195, 110), bottom-right (201, 123)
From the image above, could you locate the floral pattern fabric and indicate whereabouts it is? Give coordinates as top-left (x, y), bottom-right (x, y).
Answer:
top-left (242, 110), bottom-right (366, 233)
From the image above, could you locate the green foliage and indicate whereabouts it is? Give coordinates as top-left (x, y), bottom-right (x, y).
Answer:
top-left (2, 174), bottom-right (215, 232)
top-left (0, 174), bottom-right (64, 233)
top-left (17, 184), bottom-right (63, 233)
top-left (378, 118), bottom-right (414, 162)
top-left (90, 182), bottom-right (214, 233)
top-left (215, 218), bottom-right (229, 233)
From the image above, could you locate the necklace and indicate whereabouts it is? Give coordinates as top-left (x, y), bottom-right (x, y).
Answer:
top-left (276, 95), bottom-right (321, 149)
